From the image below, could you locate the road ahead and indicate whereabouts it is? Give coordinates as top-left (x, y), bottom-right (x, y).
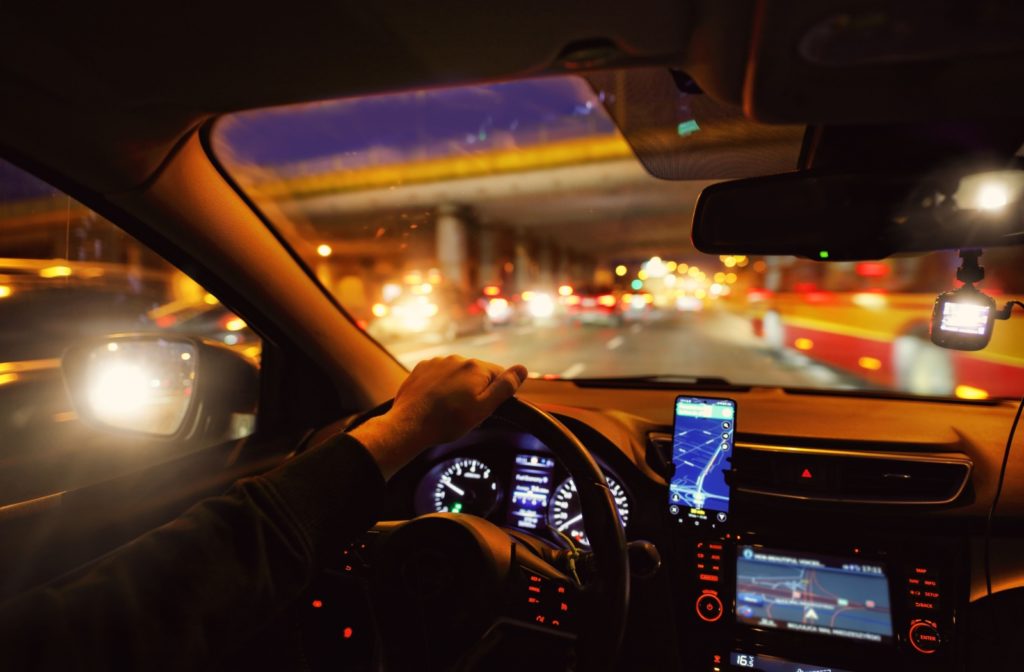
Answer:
top-left (386, 309), bottom-right (868, 389)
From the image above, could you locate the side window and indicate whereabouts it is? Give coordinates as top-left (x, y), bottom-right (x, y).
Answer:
top-left (0, 159), bottom-right (260, 506)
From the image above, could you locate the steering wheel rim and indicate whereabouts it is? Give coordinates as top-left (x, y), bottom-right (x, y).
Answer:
top-left (344, 396), bottom-right (629, 671)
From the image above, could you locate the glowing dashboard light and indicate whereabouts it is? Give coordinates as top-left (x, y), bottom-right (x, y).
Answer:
top-left (597, 294), bottom-right (616, 307)
top-left (955, 384), bottom-right (989, 400)
top-left (371, 302), bottom-right (389, 318)
top-left (558, 284), bottom-right (574, 297)
top-left (225, 317), bottom-right (247, 332)
top-left (858, 356), bottom-right (882, 371)
top-left (614, 265), bottom-right (628, 277)
top-left (483, 285), bottom-right (501, 297)
top-left (0, 285), bottom-right (11, 299)
top-left (316, 244), bottom-right (333, 257)
top-left (794, 337), bottom-right (814, 351)
top-left (39, 264), bottom-right (72, 278)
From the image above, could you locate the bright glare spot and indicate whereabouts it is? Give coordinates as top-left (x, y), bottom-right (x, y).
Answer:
top-left (526, 292), bottom-right (555, 318)
top-left (725, 273), bottom-right (738, 284)
top-left (614, 265), bottom-right (627, 277)
top-left (631, 279), bottom-right (643, 291)
top-left (714, 272), bottom-right (726, 283)
top-left (955, 384), bottom-right (989, 400)
top-left (0, 285), bottom-right (10, 299)
top-left (663, 274), bottom-right (677, 287)
top-left (637, 269), bottom-right (649, 281)
top-left (852, 292), bottom-right (887, 310)
top-left (371, 302), bottom-right (389, 318)
top-left (558, 284), bottom-right (574, 297)
top-left (203, 293), bottom-right (220, 305)
top-left (224, 334), bottom-right (239, 345)
top-left (483, 285), bottom-right (501, 297)
top-left (687, 266), bottom-right (700, 278)
top-left (89, 365), bottom-right (150, 419)
top-left (665, 261), bottom-right (677, 272)
top-left (225, 317), bottom-right (247, 332)
top-left (39, 265), bottom-right (72, 278)
top-left (597, 294), bottom-right (616, 307)
top-left (794, 337), bottom-right (814, 351)
top-left (382, 283), bottom-right (402, 302)
top-left (180, 352), bottom-right (191, 361)
top-left (316, 243), bottom-right (333, 257)
top-left (0, 373), bottom-right (19, 386)
top-left (106, 342), bottom-right (119, 352)
top-left (723, 257), bottom-right (737, 268)
top-left (977, 184), bottom-right (1009, 211)
top-left (858, 356), bottom-right (882, 371)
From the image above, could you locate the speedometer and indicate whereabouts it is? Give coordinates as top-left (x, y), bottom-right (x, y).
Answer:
top-left (426, 457), bottom-right (500, 517)
top-left (548, 475), bottom-right (630, 548)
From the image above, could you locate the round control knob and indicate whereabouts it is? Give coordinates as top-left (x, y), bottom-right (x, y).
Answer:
top-left (909, 620), bottom-right (941, 654)
top-left (695, 593), bottom-right (723, 622)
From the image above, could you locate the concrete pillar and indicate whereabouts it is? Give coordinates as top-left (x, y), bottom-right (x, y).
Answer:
top-left (537, 241), bottom-right (554, 287)
top-left (437, 205), bottom-right (468, 289)
top-left (478, 227), bottom-right (499, 287)
top-left (514, 229), bottom-right (531, 292)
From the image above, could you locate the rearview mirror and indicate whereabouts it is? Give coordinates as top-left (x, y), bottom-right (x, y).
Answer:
top-left (62, 334), bottom-right (258, 440)
top-left (692, 169), bottom-right (1024, 260)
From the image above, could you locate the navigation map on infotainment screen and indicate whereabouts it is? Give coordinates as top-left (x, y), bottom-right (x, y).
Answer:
top-left (668, 396), bottom-right (734, 527)
top-left (736, 546), bottom-right (894, 644)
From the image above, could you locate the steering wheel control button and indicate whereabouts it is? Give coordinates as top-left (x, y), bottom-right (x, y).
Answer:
top-left (908, 619), bottom-right (941, 654)
top-left (696, 592), bottom-right (724, 622)
top-left (519, 571), bottom-right (574, 630)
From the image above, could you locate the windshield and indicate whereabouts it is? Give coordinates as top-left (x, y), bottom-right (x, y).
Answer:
top-left (212, 70), bottom-right (1024, 399)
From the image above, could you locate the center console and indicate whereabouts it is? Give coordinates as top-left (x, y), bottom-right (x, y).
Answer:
top-left (662, 396), bottom-right (967, 671)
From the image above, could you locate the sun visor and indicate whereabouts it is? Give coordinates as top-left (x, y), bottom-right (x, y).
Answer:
top-left (585, 68), bottom-right (804, 180)
top-left (744, 0), bottom-right (1024, 124)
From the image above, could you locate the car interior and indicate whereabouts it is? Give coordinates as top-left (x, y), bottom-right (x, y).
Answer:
top-left (3, 2), bottom-right (1024, 670)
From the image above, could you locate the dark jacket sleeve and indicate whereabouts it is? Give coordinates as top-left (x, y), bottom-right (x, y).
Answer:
top-left (0, 433), bottom-right (386, 671)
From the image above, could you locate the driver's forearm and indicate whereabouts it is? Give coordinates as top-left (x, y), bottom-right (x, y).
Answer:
top-left (0, 433), bottom-right (385, 671)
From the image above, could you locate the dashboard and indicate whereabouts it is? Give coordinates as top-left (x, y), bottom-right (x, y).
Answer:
top-left (304, 383), bottom-right (1024, 671)
top-left (404, 429), bottom-right (631, 549)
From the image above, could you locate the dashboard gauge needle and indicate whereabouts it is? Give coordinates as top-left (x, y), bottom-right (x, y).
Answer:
top-left (557, 513), bottom-right (584, 532)
top-left (442, 480), bottom-right (466, 496)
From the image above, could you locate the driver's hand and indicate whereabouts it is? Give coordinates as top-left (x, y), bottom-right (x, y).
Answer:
top-left (350, 356), bottom-right (528, 479)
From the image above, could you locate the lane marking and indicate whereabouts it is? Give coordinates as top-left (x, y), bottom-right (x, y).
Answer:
top-left (560, 362), bottom-right (585, 378)
top-left (469, 333), bottom-right (501, 346)
top-left (606, 335), bottom-right (625, 350)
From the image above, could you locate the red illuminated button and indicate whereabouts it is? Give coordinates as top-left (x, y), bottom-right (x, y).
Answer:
top-left (699, 573), bottom-right (720, 583)
top-left (696, 593), bottom-right (724, 622)
top-left (909, 620), bottom-right (941, 654)
top-left (800, 468), bottom-right (813, 479)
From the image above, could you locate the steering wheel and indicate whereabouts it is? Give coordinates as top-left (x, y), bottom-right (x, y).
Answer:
top-left (341, 396), bottom-right (629, 671)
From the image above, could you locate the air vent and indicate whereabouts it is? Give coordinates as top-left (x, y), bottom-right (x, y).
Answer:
top-left (732, 443), bottom-right (972, 505)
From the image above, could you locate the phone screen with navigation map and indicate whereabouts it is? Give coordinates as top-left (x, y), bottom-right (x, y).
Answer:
top-left (668, 396), bottom-right (735, 529)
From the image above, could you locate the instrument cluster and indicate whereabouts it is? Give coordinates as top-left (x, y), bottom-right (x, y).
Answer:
top-left (412, 441), bottom-right (630, 548)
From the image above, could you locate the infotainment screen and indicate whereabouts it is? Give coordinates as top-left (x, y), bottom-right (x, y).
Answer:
top-left (736, 546), bottom-right (894, 644)
top-left (668, 396), bottom-right (735, 528)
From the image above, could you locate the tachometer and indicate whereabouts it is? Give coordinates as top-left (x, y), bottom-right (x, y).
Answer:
top-left (548, 475), bottom-right (630, 548)
top-left (426, 457), bottom-right (500, 517)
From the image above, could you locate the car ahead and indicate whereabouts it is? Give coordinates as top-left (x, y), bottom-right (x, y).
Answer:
top-left (2, 3), bottom-right (1024, 671)
top-left (368, 284), bottom-right (491, 343)
top-left (565, 286), bottom-right (623, 326)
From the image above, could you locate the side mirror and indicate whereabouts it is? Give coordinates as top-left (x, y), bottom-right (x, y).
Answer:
top-left (62, 334), bottom-right (258, 441)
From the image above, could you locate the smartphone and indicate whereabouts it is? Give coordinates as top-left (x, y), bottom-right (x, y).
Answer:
top-left (668, 395), bottom-right (736, 529)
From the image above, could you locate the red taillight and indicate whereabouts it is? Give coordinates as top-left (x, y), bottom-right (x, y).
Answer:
top-left (155, 315), bottom-right (176, 328)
